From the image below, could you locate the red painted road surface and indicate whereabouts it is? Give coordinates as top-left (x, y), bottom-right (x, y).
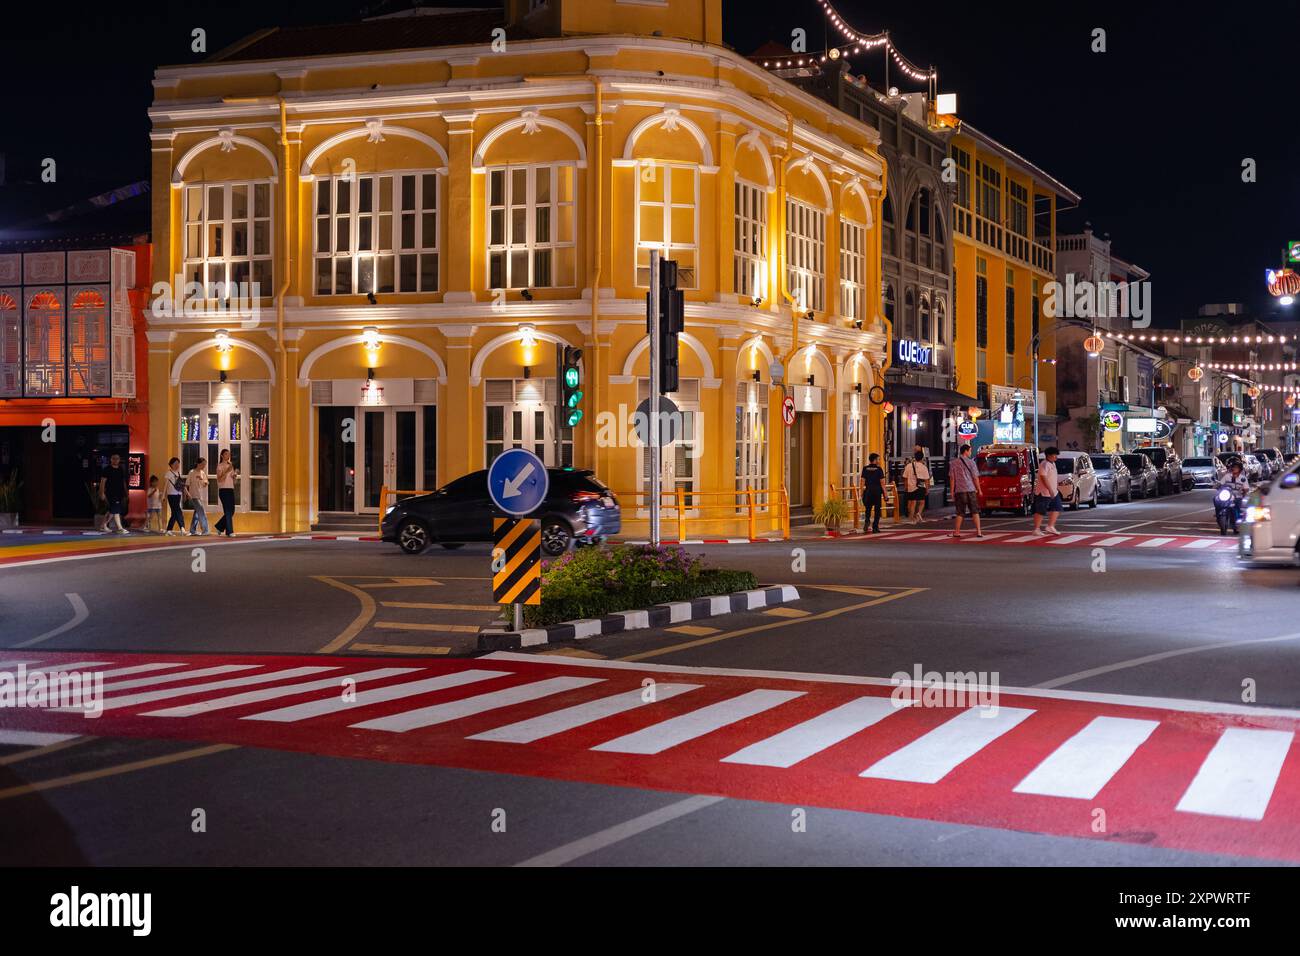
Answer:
top-left (1, 651), bottom-right (1295, 861)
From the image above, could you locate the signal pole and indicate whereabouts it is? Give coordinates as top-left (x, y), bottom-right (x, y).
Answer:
top-left (554, 342), bottom-right (563, 466)
top-left (649, 249), bottom-right (661, 547)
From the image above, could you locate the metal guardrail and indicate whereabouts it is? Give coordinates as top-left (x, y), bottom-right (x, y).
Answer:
top-left (377, 486), bottom-right (427, 535)
top-left (830, 480), bottom-right (901, 529)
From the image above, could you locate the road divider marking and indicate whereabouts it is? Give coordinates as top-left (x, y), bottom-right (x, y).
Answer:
top-left (861, 707), bottom-right (1035, 784)
top-left (379, 601), bottom-right (498, 612)
top-left (666, 625), bottom-right (719, 636)
top-left (1013, 716), bottom-right (1159, 800)
top-left (1176, 728), bottom-right (1294, 821)
top-left (762, 606), bottom-right (809, 618)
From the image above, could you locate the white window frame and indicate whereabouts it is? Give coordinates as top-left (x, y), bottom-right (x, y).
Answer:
top-left (786, 197), bottom-right (825, 313)
top-left (734, 179), bottom-right (767, 299)
top-left (839, 217), bottom-right (865, 322)
top-left (0, 291), bottom-right (21, 397)
top-left (636, 162), bottom-right (699, 289)
top-left (484, 378), bottom-right (573, 468)
top-left (486, 163), bottom-right (577, 290)
top-left (183, 180), bottom-right (274, 296)
top-left (179, 385), bottom-right (272, 513)
top-left (314, 170), bottom-right (440, 296)
top-left (735, 381), bottom-right (769, 511)
top-left (841, 391), bottom-right (870, 496)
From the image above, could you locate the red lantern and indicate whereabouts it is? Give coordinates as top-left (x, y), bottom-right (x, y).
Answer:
top-left (1187, 366), bottom-right (1204, 382)
top-left (1083, 335), bottom-right (1104, 356)
top-left (1247, 386), bottom-right (1261, 399)
top-left (1268, 269), bottom-right (1300, 298)
top-left (1287, 394), bottom-right (1297, 408)
top-left (882, 402), bottom-right (895, 415)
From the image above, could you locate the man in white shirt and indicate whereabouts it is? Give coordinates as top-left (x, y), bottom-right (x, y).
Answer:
top-left (1032, 446), bottom-right (1063, 536)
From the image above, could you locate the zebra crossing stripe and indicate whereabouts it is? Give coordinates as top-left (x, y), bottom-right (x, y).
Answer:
top-left (1048, 534), bottom-right (1090, 545)
top-left (861, 707), bottom-right (1035, 783)
top-left (1094, 536), bottom-right (1131, 547)
top-left (468, 684), bottom-right (703, 743)
top-left (243, 670), bottom-right (509, 723)
top-left (98, 664), bottom-right (261, 692)
top-left (592, 689), bottom-right (805, 755)
top-left (1176, 728), bottom-right (1294, 821)
top-left (352, 676), bottom-right (604, 733)
top-left (1137, 537), bottom-right (1176, 548)
top-left (1013, 716), bottom-right (1159, 799)
top-left (87, 666), bottom-right (339, 712)
top-left (1180, 539), bottom-right (1217, 549)
top-left (493, 518), bottom-right (542, 606)
top-left (141, 667), bottom-right (423, 717)
top-left (722, 696), bottom-right (905, 768)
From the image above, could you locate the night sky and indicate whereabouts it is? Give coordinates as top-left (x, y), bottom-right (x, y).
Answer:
top-left (2, 0), bottom-right (1296, 323)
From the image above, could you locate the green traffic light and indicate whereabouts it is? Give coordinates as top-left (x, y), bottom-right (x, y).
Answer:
top-left (567, 409), bottom-right (584, 427)
top-left (564, 367), bottom-right (580, 388)
top-left (567, 390), bottom-right (583, 408)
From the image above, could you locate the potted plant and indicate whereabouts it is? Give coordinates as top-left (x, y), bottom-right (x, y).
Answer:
top-left (0, 470), bottom-right (20, 529)
top-left (813, 496), bottom-right (850, 535)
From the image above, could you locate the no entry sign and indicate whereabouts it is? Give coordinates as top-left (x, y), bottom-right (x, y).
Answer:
top-left (782, 396), bottom-right (796, 427)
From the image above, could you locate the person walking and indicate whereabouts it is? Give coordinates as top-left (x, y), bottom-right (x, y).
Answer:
top-left (98, 452), bottom-right (130, 534)
top-left (164, 457), bottom-right (188, 535)
top-left (902, 451), bottom-right (931, 524)
top-left (1033, 446), bottom-right (1064, 536)
top-left (145, 475), bottom-right (163, 533)
top-left (186, 458), bottom-right (210, 536)
top-left (860, 453), bottom-right (887, 534)
top-left (949, 444), bottom-right (984, 539)
top-left (213, 449), bottom-right (238, 537)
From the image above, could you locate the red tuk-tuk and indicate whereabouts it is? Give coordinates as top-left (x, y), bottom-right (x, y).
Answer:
top-left (975, 443), bottom-right (1041, 516)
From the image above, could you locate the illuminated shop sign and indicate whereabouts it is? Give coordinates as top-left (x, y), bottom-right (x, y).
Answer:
top-left (896, 339), bottom-right (932, 366)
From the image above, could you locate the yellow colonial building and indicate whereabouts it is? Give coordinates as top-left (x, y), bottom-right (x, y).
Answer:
top-left (146, 0), bottom-right (889, 535)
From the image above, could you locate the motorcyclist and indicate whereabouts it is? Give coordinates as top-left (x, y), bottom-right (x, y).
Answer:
top-left (1215, 461), bottom-right (1249, 535)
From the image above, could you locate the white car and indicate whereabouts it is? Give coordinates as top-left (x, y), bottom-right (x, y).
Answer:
top-left (1239, 458), bottom-right (1300, 565)
top-left (1053, 451), bottom-right (1099, 510)
top-left (1244, 454), bottom-right (1264, 481)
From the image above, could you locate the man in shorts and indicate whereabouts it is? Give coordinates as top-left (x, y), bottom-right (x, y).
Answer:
top-left (1032, 446), bottom-right (1063, 536)
top-left (949, 443), bottom-right (984, 539)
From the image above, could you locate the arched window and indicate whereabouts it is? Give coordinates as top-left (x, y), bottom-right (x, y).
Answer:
top-left (934, 213), bottom-right (947, 273)
top-left (68, 289), bottom-right (110, 396)
top-left (884, 282), bottom-right (896, 325)
top-left (904, 287), bottom-right (916, 340)
top-left (936, 297), bottom-right (947, 346)
top-left (918, 188), bottom-right (932, 237)
top-left (881, 194), bottom-right (895, 259)
top-left (25, 291), bottom-right (64, 396)
top-left (638, 162), bottom-right (699, 289)
top-left (919, 295), bottom-right (932, 343)
top-left (0, 292), bottom-right (18, 397)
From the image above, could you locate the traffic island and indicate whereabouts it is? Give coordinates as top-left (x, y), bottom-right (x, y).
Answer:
top-left (476, 543), bottom-right (798, 650)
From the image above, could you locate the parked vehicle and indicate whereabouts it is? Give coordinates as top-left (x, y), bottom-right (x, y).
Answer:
top-left (381, 468), bottom-right (621, 556)
top-left (1131, 445), bottom-right (1182, 495)
top-left (975, 443), bottom-right (1041, 516)
top-left (1244, 454), bottom-right (1264, 482)
top-left (1285, 453), bottom-right (1299, 466)
top-left (1257, 447), bottom-right (1283, 474)
top-left (1089, 454), bottom-right (1132, 503)
top-left (1239, 457), bottom-right (1300, 565)
top-left (1120, 453), bottom-right (1159, 498)
top-left (1182, 456), bottom-right (1226, 488)
top-left (1053, 452), bottom-right (1099, 509)
top-left (1256, 454), bottom-right (1275, 481)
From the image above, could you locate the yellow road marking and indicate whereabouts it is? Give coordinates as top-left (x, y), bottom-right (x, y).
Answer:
top-left (802, 585), bottom-right (890, 597)
top-left (666, 625), bottom-right (719, 636)
top-left (314, 575), bottom-right (378, 654)
top-left (539, 648), bottom-right (607, 659)
top-left (380, 601), bottom-right (498, 612)
top-left (620, 587), bottom-right (928, 662)
top-left (339, 575), bottom-right (491, 581)
top-left (374, 621), bottom-right (481, 633)
top-left (762, 606), bottom-right (809, 618)
top-left (0, 736), bottom-right (88, 766)
top-left (356, 578), bottom-right (445, 589)
top-left (350, 642), bottom-right (452, 655)
top-left (0, 744), bottom-right (237, 802)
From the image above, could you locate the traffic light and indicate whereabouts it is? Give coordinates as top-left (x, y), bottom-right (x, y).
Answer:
top-left (560, 345), bottom-right (584, 427)
top-left (657, 259), bottom-right (684, 394)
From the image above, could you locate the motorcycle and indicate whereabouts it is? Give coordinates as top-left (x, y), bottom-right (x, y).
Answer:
top-left (1214, 486), bottom-right (1244, 535)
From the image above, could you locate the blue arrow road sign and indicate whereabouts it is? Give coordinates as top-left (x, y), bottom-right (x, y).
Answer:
top-left (487, 448), bottom-right (549, 517)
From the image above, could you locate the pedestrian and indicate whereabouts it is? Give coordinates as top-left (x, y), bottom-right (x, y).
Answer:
top-left (902, 450), bottom-right (931, 523)
top-left (98, 452), bottom-right (130, 534)
top-left (949, 444), bottom-right (984, 539)
top-left (86, 448), bottom-right (108, 532)
top-left (164, 457), bottom-right (188, 536)
top-left (860, 452), bottom-right (886, 533)
top-left (1033, 446), bottom-right (1064, 536)
top-left (146, 475), bottom-right (163, 533)
top-left (213, 449), bottom-right (238, 537)
top-left (186, 458), bottom-right (210, 536)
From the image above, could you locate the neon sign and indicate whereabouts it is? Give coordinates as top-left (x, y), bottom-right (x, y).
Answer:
top-left (896, 339), bottom-right (932, 366)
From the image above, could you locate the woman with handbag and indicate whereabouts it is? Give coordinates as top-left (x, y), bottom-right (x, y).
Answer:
top-left (213, 449), bottom-right (238, 537)
top-left (903, 450), bottom-right (932, 524)
top-left (186, 458), bottom-right (210, 536)
top-left (164, 457), bottom-right (188, 535)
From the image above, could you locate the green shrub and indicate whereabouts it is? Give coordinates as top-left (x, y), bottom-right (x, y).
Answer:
top-left (813, 497), bottom-right (849, 527)
top-left (520, 544), bottom-right (758, 628)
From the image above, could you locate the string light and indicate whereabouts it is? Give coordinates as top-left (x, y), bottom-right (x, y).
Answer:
top-left (1104, 331), bottom-right (1291, 345)
top-left (814, 0), bottom-right (936, 82)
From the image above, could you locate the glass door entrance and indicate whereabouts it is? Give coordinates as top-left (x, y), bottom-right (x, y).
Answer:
top-left (318, 405), bottom-right (435, 515)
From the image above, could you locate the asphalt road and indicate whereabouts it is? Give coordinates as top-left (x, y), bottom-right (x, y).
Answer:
top-left (2, 487), bottom-right (1298, 866)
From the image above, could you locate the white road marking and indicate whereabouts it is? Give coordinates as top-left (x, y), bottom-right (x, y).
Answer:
top-left (14, 593), bottom-right (89, 648)
top-left (1176, 728), bottom-right (1294, 821)
top-left (722, 696), bottom-right (905, 768)
top-left (0, 730), bottom-right (81, 746)
top-left (1003, 534), bottom-right (1043, 543)
top-left (1047, 534), bottom-right (1090, 545)
top-left (469, 684), bottom-right (701, 743)
top-left (1013, 716), bottom-right (1159, 799)
top-left (860, 707), bottom-right (1035, 783)
top-left (1094, 536), bottom-right (1132, 547)
top-left (244, 670), bottom-right (508, 723)
top-left (1180, 539), bottom-right (1217, 549)
top-left (96, 664), bottom-right (260, 692)
top-left (514, 795), bottom-right (725, 867)
top-left (353, 676), bottom-right (603, 732)
top-left (592, 689), bottom-right (804, 755)
top-left (0, 660), bottom-right (108, 672)
top-left (141, 667), bottom-right (422, 717)
top-left (86, 666), bottom-right (339, 712)
top-left (1136, 537), bottom-right (1176, 548)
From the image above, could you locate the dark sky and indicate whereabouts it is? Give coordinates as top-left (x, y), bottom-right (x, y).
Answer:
top-left (2, 0), bottom-right (1296, 323)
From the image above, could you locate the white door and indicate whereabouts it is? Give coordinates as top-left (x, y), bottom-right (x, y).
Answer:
top-left (358, 406), bottom-right (429, 513)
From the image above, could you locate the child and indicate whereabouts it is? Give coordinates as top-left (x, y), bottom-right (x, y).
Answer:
top-left (146, 475), bottom-right (163, 533)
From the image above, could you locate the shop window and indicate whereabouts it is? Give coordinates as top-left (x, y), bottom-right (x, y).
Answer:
top-left (179, 381), bottom-right (271, 511)
top-left (637, 162), bottom-right (698, 289)
top-left (487, 164), bottom-right (576, 289)
top-left (315, 171), bottom-right (439, 295)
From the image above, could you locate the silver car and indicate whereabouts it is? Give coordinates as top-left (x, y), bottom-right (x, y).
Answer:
top-left (1182, 456), bottom-right (1226, 488)
top-left (1089, 454), bottom-right (1133, 503)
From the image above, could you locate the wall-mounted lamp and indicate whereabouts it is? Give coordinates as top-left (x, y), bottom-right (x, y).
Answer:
top-left (523, 365), bottom-right (532, 379)
top-left (853, 318), bottom-right (863, 329)
top-left (806, 375), bottom-right (815, 387)
top-left (854, 382), bottom-right (862, 393)
top-left (361, 326), bottom-right (382, 353)
top-left (805, 311), bottom-right (815, 321)
top-left (520, 288), bottom-right (534, 302)
top-left (752, 296), bottom-right (763, 307)
top-left (752, 370), bottom-right (761, 383)
top-left (219, 370), bottom-right (228, 383)
top-left (367, 367), bottom-right (375, 382)
top-left (214, 329), bottom-right (232, 353)
top-left (366, 291), bottom-right (378, 306)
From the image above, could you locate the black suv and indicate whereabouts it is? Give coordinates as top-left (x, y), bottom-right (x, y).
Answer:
top-left (1132, 445), bottom-right (1183, 495)
top-left (381, 468), bottom-right (621, 556)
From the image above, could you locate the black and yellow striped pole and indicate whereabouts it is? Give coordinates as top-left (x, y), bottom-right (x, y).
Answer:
top-left (493, 517), bottom-right (542, 629)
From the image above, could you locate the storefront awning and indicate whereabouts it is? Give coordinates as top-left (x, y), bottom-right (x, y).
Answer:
top-left (885, 384), bottom-right (980, 408)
